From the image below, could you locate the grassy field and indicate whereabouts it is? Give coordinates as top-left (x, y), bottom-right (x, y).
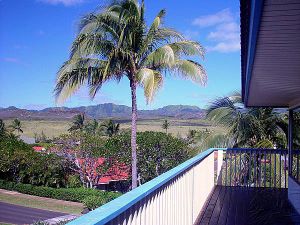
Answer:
top-left (4, 118), bottom-right (225, 139)
top-left (0, 190), bottom-right (84, 215)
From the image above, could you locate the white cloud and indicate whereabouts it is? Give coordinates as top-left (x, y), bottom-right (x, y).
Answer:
top-left (38, 0), bottom-right (85, 6)
top-left (192, 9), bottom-right (240, 53)
top-left (184, 30), bottom-right (200, 40)
top-left (207, 42), bottom-right (240, 53)
top-left (208, 22), bottom-right (239, 42)
top-left (1, 57), bottom-right (29, 66)
top-left (192, 8), bottom-right (233, 28)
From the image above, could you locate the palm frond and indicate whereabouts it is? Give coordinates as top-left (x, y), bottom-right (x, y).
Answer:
top-left (173, 60), bottom-right (207, 85)
top-left (136, 68), bottom-right (163, 103)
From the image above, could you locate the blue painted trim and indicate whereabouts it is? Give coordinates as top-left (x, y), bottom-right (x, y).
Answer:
top-left (244, 0), bottom-right (264, 106)
top-left (67, 148), bottom-right (226, 225)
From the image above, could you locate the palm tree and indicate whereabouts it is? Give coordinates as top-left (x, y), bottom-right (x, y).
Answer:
top-left (0, 119), bottom-right (6, 137)
top-left (54, 0), bottom-right (207, 188)
top-left (10, 119), bottom-right (23, 135)
top-left (101, 119), bottom-right (120, 137)
top-left (206, 92), bottom-right (286, 147)
top-left (69, 114), bottom-right (85, 132)
top-left (162, 120), bottom-right (170, 133)
top-left (84, 119), bottom-right (99, 135)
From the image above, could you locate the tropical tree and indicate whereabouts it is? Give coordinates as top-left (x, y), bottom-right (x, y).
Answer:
top-left (206, 92), bottom-right (286, 147)
top-left (84, 119), bottom-right (99, 135)
top-left (0, 119), bottom-right (6, 137)
top-left (54, 0), bottom-right (207, 188)
top-left (9, 119), bottom-right (23, 135)
top-left (101, 119), bottom-right (120, 137)
top-left (162, 119), bottom-right (170, 133)
top-left (68, 114), bottom-right (85, 132)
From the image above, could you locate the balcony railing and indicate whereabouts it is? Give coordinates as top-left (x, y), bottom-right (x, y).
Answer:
top-left (220, 148), bottom-right (289, 188)
top-left (67, 148), bottom-right (300, 225)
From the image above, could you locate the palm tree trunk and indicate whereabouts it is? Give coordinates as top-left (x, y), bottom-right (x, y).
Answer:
top-left (130, 80), bottom-right (138, 189)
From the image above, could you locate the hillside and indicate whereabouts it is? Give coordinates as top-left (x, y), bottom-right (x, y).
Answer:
top-left (0, 104), bottom-right (205, 120)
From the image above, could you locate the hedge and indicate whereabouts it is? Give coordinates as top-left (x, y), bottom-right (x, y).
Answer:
top-left (0, 180), bottom-right (121, 209)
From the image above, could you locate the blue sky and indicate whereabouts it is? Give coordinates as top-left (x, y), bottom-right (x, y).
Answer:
top-left (0, 0), bottom-right (240, 110)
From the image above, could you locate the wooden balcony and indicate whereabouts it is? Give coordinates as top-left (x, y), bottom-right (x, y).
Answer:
top-left (196, 186), bottom-right (300, 225)
top-left (67, 148), bottom-right (300, 225)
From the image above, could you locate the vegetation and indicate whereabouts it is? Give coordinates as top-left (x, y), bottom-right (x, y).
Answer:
top-left (0, 191), bottom-right (83, 215)
top-left (68, 114), bottom-right (85, 132)
top-left (100, 119), bottom-right (120, 137)
top-left (0, 134), bottom-right (68, 187)
top-left (162, 119), bottom-right (170, 133)
top-left (206, 92), bottom-right (287, 148)
top-left (3, 118), bottom-right (221, 138)
top-left (9, 118), bottom-right (23, 134)
top-left (105, 131), bottom-right (189, 184)
top-left (54, 0), bottom-right (207, 188)
top-left (0, 179), bottom-right (120, 210)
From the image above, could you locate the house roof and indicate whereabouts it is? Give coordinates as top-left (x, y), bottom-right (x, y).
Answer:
top-left (33, 146), bottom-right (45, 152)
top-left (241, 0), bottom-right (300, 108)
top-left (77, 157), bottom-right (129, 185)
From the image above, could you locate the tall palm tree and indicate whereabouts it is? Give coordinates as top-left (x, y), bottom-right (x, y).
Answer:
top-left (54, 0), bottom-right (207, 188)
top-left (84, 119), bottom-right (99, 135)
top-left (162, 119), bottom-right (170, 133)
top-left (206, 92), bottom-right (286, 147)
top-left (0, 119), bottom-right (6, 137)
top-left (69, 114), bottom-right (85, 132)
top-left (101, 119), bottom-right (120, 137)
top-left (10, 119), bottom-right (23, 135)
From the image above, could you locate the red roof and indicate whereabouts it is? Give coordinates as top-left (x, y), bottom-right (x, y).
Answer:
top-left (33, 146), bottom-right (44, 152)
top-left (77, 157), bottom-right (129, 184)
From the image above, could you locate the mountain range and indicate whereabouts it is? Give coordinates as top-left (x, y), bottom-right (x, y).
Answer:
top-left (0, 104), bottom-right (205, 120)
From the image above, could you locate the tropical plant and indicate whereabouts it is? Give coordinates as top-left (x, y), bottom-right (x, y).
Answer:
top-left (100, 119), bottom-right (120, 137)
top-left (54, 0), bottom-right (207, 188)
top-left (84, 119), bottom-right (99, 135)
top-left (162, 119), bottom-right (170, 133)
top-left (0, 119), bottom-right (6, 137)
top-left (206, 92), bottom-right (286, 147)
top-left (9, 119), bottom-right (23, 134)
top-left (68, 114), bottom-right (85, 132)
top-left (105, 131), bottom-right (189, 184)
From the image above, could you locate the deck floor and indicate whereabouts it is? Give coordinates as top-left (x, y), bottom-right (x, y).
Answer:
top-left (196, 186), bottom-right (300, 225)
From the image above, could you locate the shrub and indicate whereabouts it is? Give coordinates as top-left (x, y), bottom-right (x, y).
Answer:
top-left (83, 196), bottom-right (106, 210)
top-left (83, 192), bottom-right (121, 210)
top-left (0, 179), bottom-right (121, 209)
top-left (67, 175), bottom-right (82, 188)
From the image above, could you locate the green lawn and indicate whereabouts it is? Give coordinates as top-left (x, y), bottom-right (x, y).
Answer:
top-left (0, 192), bottom-right (84, 215)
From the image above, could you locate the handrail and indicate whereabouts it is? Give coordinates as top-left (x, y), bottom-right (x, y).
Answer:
top-left (67, 148), bottom-right (226, 225)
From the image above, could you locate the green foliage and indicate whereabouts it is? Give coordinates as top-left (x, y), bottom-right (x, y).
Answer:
top-left (9, 118), bottom-right (23, 134)
top-left (0, 135), bottom-right (68, 187)
top-left (84, 119), bottom-right (99, 135)
top-left (100, 119), bottom-right (120, 137)
top-left (34, 131), bottom-right (50, 143)
top-left (33, 220), bottom-right (72, 225)
top-left (82, 195), bottom-right (106, 210)
top-left (105, 131), bottom-right (189, 184)
top-left (162, 120), bottom-right (170, 133)
top-left (54, 1), bottom-right (206, 104)
top-left (0, 119), bottom-right (6, 137)
top-left (0, 179), bottom-right (121, 209)
top-left (206, 92), bottom-right (287, 148)
top-left (67, 175), bottom-right (82, 188)
top-left (68, 114), bottom-right (85, 132)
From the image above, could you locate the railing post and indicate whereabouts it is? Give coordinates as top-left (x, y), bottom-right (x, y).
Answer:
top-left (288, 109), bottom-right (293, 175)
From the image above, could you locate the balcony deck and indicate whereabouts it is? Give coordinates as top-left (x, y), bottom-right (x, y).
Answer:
top-left (196, 186), bottom-right (300, 225)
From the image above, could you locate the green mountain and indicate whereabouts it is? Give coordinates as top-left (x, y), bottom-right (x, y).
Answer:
top-left (0, 103), bottom-right (205, 120)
